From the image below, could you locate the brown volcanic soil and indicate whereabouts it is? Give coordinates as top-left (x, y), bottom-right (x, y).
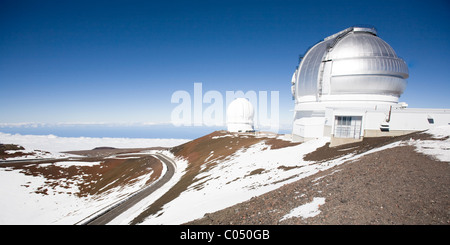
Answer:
top-left (186, 133), bottom-right (450, 225)
top-left (0, 144), bottom-right (40, 159)
top-left (130, 130), bottom-right (300, 224)
top-left (0, 155), bottom-right (162, 197)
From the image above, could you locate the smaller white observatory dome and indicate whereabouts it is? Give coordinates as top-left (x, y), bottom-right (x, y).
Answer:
top-left (227, 98), bottom-right (254, 132)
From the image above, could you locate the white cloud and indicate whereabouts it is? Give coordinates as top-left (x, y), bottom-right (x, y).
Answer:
top-left (0, 121), bottom-right (172, 128)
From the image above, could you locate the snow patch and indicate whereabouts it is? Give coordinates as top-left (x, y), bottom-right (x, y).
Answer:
top-left (407, 126), bottom-right (450, 162)
top-left (54, 161), bottom-right (102, 168)
top-left (211, 134), bottom-right (234, 139)
top-left (424, 125), bottom-right (450, 139)
top-left (280, 197), bottom-right (326, 221)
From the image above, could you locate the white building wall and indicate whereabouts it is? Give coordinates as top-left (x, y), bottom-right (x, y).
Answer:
top-left (292, 117), bottom-right (325, 141)
top-left (389, 108), bottom-right (450, 131)
top-left (363, 110), bottom-right (389, 130)
top-left (325, 107), bottom-right (450, 143)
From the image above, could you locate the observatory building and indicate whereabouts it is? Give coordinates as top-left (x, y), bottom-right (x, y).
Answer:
top-left (291, 26), bottom-right (450, 145)
top-left (227, 98), bottom-right (255, 133)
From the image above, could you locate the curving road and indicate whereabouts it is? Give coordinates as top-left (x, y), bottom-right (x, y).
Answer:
top-left (82, 153), bottom-right (176, 225)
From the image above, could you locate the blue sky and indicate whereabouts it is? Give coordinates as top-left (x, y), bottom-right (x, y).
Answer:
top-left (1, 0), bottom-right (449, 131)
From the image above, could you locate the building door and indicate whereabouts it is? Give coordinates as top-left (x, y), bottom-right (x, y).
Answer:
top-left (334, 116), bottom-right (362, 139)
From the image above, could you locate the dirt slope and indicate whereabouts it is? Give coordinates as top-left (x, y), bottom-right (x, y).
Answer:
top-left (186, 132), bottom-right (450, 225)
top-left (0, 155), bottom-right (162, 198)
top-left (129, 130), bottom-right (298, 224)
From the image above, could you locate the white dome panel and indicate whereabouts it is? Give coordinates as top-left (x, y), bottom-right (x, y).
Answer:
top-left (331, 57), bottom-right (408, 78)
top-left (330, 75), bottom-right (407, 95)
top-left (328, 33), bottom-right (397, 60)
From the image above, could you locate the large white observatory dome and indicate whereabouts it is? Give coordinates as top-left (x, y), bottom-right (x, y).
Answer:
top-left (291, 26), bottom-right (410, 142)
top-left (291, 26), bottom-right (409, 104)
top-left (227, 98), bottom-right (254, 132)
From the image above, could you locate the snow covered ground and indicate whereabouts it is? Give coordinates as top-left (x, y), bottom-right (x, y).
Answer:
top-left (0, 126), bottom-right (448, 225)
top-left (408, 126), bottom-right (450, 162)
top-left (0, 163), bottom-right (159, 224)
top-left (112, 126), bottom-right (450, 225)
top-left (0, 132), bottom-right (189, 224)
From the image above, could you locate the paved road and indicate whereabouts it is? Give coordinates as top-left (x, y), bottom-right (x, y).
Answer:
top-left (0, 158), bottom-right (70, 164)
top-left (82, 153), bottom-right (176, 225)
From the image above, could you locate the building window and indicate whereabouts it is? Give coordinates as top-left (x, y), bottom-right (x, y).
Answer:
top-left (334, 116), bottom-right (362, 139)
